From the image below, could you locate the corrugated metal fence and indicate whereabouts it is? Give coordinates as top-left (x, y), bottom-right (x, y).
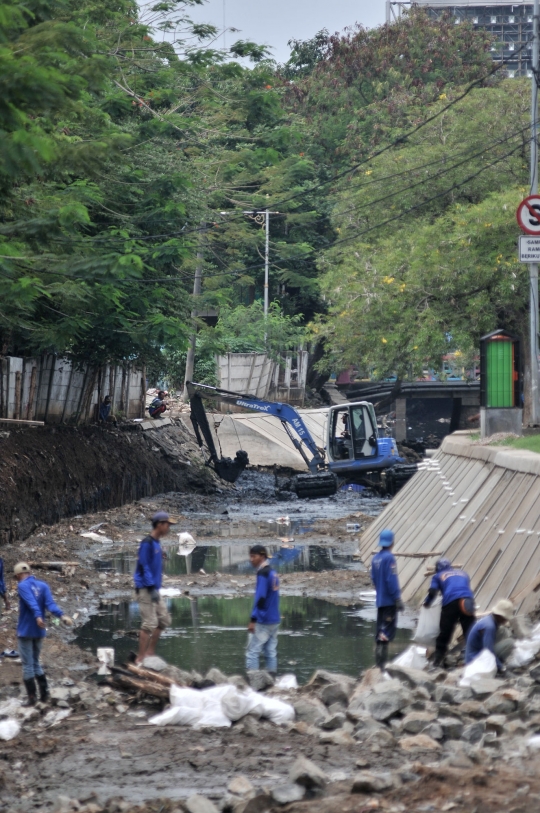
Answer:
top-left (0, 355), bottom-right (145, 423)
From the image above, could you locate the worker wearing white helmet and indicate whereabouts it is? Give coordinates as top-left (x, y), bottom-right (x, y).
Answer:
top-left (465, 599), bottom-right (514, 673)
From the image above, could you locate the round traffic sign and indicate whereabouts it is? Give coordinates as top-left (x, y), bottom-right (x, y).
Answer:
top-left (517, 195), bottom-right (540, 235)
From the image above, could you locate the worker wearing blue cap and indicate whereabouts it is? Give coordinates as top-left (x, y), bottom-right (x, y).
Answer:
top-left (133, 511), bottom-right (176, 664)
top-left (371, 529), bottom-right (403, 668)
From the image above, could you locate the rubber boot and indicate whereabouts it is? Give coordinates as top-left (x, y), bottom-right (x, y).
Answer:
top-left (430, 651), bottom-right (445, 670)
top-left (36, 673), bottom-right (49, 702)
top-left (375, 641), bottom-right (388, 669)
top-left (24, 678), bottom-right (37, 706)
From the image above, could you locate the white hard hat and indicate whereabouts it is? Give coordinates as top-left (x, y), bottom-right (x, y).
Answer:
top-left (13, 562), bottom-right (31, 575)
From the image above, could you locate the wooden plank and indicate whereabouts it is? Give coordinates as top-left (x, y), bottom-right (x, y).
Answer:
top-left (0, 417), bottom-right (44, 426)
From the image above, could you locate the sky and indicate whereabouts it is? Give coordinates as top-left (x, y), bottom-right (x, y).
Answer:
top-left (185, 0), bottom-right (387, 64)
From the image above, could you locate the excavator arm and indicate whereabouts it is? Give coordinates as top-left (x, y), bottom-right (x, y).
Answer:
top-left (186, 381), bottom-right (326, 473)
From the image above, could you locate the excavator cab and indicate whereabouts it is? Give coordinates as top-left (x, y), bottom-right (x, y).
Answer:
top-left (327, 403), bottom-right (378, 463)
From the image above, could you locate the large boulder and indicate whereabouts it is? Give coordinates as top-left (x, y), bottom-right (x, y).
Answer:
top-left (293, 698), bottom-right (329, 727)
top-left (401, 711), bottom-right (436, 735)
top-left (289, 756), bottom-right (328, 789)
top-left (351, 771), bottom-right (396, 793)
top-left (385, 665), bottom-right (435, 696)
top-left (438, 717), bottom-right (464, 740)
top-left (364, 680), bottom-right (412, 722)
top-left (321, 682), bottom-right (351, 707)
top-left (306, 670), bottom-right (356, 692)
top-left (399, 734), bottom-right (442, 752)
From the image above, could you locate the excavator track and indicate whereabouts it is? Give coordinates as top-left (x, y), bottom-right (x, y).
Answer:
top-left (293, 472), bottom-right (338, 499)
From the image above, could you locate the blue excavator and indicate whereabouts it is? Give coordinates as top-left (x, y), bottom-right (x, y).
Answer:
top-left (187, 381), bottom-right (416, 498)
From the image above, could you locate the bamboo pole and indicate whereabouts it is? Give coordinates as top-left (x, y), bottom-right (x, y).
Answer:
top-left (126, 663), bottom-right (178, 688)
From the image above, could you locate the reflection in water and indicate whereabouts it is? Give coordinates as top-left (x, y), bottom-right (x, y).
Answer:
top-left (95, 543), bottom-right (363, 578)
top-left (77, 596), bottom-right (411, 682)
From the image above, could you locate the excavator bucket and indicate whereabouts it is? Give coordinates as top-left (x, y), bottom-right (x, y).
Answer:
top-left (189, 392), bottom-right (249, 483)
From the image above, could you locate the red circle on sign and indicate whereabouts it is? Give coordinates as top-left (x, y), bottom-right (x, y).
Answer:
top-left (517, 195), bottom-right (540, 235)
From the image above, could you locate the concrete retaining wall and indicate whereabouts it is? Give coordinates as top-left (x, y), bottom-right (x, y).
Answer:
top-left (0, 355), bottom-right (144, 423)
top-left (359, 431), bottom-right (540, 615)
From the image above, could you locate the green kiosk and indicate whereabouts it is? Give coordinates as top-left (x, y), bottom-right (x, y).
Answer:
top-left (479, 329), bottom-right (522, 438)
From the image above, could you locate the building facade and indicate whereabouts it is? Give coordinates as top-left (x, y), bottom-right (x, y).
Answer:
top-left (387, 0), bottom-right (534, 76)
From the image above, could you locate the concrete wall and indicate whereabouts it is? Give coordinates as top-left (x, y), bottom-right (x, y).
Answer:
top-left (216, 350), bottom-right (309, 407)
top-left (360, 431), bottom-right (540, 615)
top-left (196, 408), bottom-right (328, 470)
top-left (0, 355), bottom-right (144, 424)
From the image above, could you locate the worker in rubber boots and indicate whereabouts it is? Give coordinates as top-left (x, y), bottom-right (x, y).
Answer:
top-left (424, 558), bottom-right (476, 669)
top-left (465, 599), bottom-right (515, 674)
top-left (246, 545), bottom-right (280, 678)
top-left (371, 529), bottom-right (403, 669)
top-left (15, 562), bottom-right (73, 705)
top-left (133, 511), bottom-right (174, 664)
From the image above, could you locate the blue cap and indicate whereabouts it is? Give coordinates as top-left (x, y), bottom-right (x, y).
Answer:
top-left (152, 511), bottom-right (176, 524)
top-left (436, 558), bottom-right (452, 573)
top-left (379, 529), bottom-right (394, 547)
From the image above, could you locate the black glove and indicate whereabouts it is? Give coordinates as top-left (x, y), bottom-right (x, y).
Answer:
top-left (150, 588), bottom-right (160, 603)
top-left (396, 599), bottom-right (405, 612)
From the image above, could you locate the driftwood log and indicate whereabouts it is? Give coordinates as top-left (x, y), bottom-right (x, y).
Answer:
top-left (126, 663), bottom-right (179, 688)
top-left (108, 666), bottom-right (169, 699)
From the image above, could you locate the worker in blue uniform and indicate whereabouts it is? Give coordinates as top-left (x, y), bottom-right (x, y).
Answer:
top-left (133, 511), bottom-right (175, 664)
top-left (424, 558), bottom-right (476, 668)
top-left (15, 562), bottom-right (73, 705)
top-left (246, 544), bottom-right (281, 676)
top-left (466, 599), bottom-right (515, 673)
top-left (371, 529), bottom-right (403, 669)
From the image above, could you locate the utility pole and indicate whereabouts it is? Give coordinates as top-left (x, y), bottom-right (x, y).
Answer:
top-left (530, 0), bottom-right (540, 425)
top-left (264, 209), bottom-right (270, 319)
top-left (182, 229), bottom-right (205, 401)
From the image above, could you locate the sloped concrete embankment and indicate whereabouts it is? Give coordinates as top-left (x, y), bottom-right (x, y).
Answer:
top-left (360, 432), bottom-right (540, 614)
top-left (0, 420), bottom-right (218, 544)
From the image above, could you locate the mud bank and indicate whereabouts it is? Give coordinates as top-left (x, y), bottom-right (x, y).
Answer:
top-left (0, 421), bottom-right (220, 544)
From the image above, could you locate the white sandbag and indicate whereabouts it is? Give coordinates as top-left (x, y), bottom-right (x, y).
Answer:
top-left (459, 649), bottom-right (497, 687)
top-left (194, 701), bottom-right (232, 728)
top-left (413, 599), bottom-right (442, 648)
top-left (170, 685), bottom-right (204, 710)
top-left (392, 645), bottom-right (428, 671)
top-left (257, 695), bottom-right (295, 725)
top-left (275, 674), bottom-right (298, 690)
top-left (528, 735), bottom-right (540, 750)
top-left (507, 638), bottom-right (540, 668)
top-left (221, 687), bottom-right (263, 721)
top-left (201, 685), bottom-right (236, 702)
top-left (149, 705), bottom-right (201, 727)
top-left (0, 719), bottom-right (20, 741)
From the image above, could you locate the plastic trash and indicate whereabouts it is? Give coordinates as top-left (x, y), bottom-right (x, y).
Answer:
top-left (159, 588), bottom-right (182, 597)
top-left (346, 523), bottom-right (361, 532)
top-left (392, 645), bottom-right (428, 671)
top-left (507, 638), bottom-right (540, 668)
top-left (221, 687), bottom-right (263, 721)
top-left (413, 599), bottom-right (442, 648)
top-left (96, 647), bottom-right (114, 675)
top-left (459, 649), bottom-right (497, 687)
top-left (150, 705), bottom-right (202, 727)
top-left (0, 719), bottom-right (20, 741)
top-left (177, 532), bottom-right (197, 555)
top-left (528, 736), bottom-right (540, 750)
top-left (170, 685), bottom-right (204, 710)
top-left (275, 674), bottom-right (298, 690)
top-left (257, 695), bottom-right (295, 725)
top-left (81, 532), bottom-right (113, 543)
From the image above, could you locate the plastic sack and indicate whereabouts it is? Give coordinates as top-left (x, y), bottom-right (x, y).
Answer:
top-left (0, 719), bottom-right (20, 741)
top-left (170, 685), bottom-right (204, 710)
top-left (257, 695), bottom-right (295, 725)
top-left (149, 705), bottom-right (201, 727)
top-left (392, 645), bottom-right (428, 671)
top-left (194, 701), bottom-right (232, 728)
top-left (275, 674), bottom-right (298, 690)
top-left (507, 638), bottom-right (540, 668)
top-left (221, 687), bottom-right (263, 721)
top-left (413, 599), bottom-right (442, 648)
top-left (459, 649), bottom-right (497, 687)
top-left (528, 736), bottom-right (540, 750)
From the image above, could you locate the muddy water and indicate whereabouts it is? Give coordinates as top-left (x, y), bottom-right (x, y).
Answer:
top-left (95, 543), bottom-right (363, 577)
top-left (77, 595), bottom-right (412, 682)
